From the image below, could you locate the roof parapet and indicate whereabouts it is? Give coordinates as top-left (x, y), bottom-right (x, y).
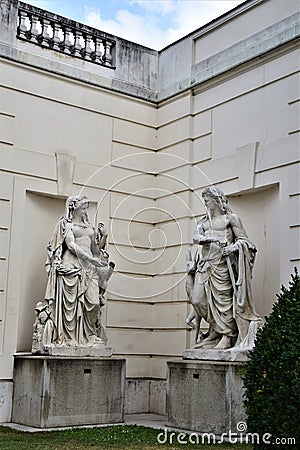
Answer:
top-left (17, 1), bottom-right (116, 68)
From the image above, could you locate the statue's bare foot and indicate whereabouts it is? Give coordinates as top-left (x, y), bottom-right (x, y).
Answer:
top-left (92, 336), bottom-right (105, 345)
top-left (202, 330), bottom-right (219, 342)
top-left (194, 331), bottom-right (219, 348)
top-left (195, 332), bottom-right (209, 346)
top-left (214, 335), bottom-right (232, 349)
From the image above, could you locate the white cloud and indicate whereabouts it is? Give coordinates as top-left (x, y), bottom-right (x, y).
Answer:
top-left (26, 0), bottom-right (245, 50)
top-left (85, 1), bottom-right (245, 50)
top-left (166, 1), bottom-right (245, 45)
top-left (129, 0), bottom-right (177, 16)
top-left (85, 7), bottom-right (167, 49)
top-left (176, 2), bottom-right (243, 34)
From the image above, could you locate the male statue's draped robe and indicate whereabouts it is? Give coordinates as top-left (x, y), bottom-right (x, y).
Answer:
top-left (187, 232), bottom-right (260, 347)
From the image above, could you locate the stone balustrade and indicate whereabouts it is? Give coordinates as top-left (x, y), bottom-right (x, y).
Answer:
top-left (17, 1), bottom-right (116, 68)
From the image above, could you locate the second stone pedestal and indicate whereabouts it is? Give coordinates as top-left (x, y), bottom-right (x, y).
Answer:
top-left (12, 355), bottom-right (126, 428)
top-left (167, 360), bottom-right (246, 435)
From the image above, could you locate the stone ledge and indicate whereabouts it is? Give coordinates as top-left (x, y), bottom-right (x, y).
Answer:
top-left (42, 343), bottom-right (112, 357)
top-left (182, 348), bottom-right (249, 362)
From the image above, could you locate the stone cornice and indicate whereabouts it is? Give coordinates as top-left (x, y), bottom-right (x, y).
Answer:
top-left (158, 12), bottom-right (300, 101)
top-left (0, 1), bottom-right (298, 103)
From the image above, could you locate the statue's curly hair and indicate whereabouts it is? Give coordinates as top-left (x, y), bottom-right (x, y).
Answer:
top-left (202, 186), bottom-right (232, 214)
top-left (65, 195), bottom-right (89, 223)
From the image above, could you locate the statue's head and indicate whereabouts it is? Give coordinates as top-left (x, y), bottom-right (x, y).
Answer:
top-left (202, 186), bottom-right (231, 214)
top-left (65, 195), bottom-right (89, 222)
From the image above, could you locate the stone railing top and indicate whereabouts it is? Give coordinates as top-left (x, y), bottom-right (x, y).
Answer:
top-left (17, 1), bottom-right (116, 68)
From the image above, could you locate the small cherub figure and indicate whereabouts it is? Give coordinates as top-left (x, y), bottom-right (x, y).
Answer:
top-left (32, 301), bottom-right (55, 353)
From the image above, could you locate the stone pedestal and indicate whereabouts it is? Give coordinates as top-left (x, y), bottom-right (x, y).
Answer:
top-left (167, 360), bottom-right (246, 435)
top-left (12, 355), bottom-right (126, 428)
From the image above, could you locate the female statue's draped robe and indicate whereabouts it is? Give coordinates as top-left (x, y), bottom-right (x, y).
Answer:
top-left (45, 217), bottom-right (106, 345)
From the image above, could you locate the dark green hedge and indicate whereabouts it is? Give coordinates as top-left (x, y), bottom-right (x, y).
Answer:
top-left (243, 269), bottom-right (300, 450)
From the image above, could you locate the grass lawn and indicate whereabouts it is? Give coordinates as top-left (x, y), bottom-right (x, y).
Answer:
top-left (0, 424), bottom-right (253, 449)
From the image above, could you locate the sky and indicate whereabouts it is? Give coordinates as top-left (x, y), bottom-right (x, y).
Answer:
top-left (25, 0), bottom-right (246, 50)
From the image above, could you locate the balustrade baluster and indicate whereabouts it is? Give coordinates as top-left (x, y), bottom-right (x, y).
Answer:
top-left (18, 10), bottom-right (28, 39)
top-left (103, 40), bottom-right (113, 67)
top-left (82, 34), bottom-right (92, 60)
top-left (73, 30), bottom-right (82, 57)
top-left (40, 18), bottom-right (51, 47)
top-left (62, 27), bottom-right (72, 54)
top-left (30, 15), bottom-right (39, 43)
top-left (93, 37), bottom-right (103, 63)
top-left (51, 22), bottom-right (61, 50)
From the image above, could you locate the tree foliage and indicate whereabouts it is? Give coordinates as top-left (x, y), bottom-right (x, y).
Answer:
top-left (243, 269), bottom-right (300, 449)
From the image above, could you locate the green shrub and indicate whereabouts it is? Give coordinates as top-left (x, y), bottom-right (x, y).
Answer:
top-left (243, 269), bottom-right (300, 449)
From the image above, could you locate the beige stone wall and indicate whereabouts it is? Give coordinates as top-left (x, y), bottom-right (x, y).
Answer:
top-left (152, 45), bottom-right (299, 375)
top-left (0, 56), bottom-right (157, 381)
top-left (0, 0), bottom-right (299, 418)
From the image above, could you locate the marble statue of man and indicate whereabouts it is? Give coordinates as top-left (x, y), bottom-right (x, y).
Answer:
top-left (186, 187), bottom-right (262, 350)
top-left (32, 195), bottom-right (114, 355)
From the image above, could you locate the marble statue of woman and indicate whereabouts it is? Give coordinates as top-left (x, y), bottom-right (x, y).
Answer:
top-left (185, 187), bottom-right (262, 351)
top-left (32, 195), bottom-right (114, 356)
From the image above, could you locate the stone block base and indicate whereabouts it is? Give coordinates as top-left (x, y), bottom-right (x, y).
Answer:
top-left (0, 380), bottom-right (13, 422)
top-left (12, 355), bottom-right (125, 428)
top-left (125, 379), bottom-right (166, 415)
top-left (167, 360), bottom-right (246, 435)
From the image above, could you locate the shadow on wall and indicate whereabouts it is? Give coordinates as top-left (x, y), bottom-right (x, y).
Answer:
top-left (229, 185), bottom-right (279, 317)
